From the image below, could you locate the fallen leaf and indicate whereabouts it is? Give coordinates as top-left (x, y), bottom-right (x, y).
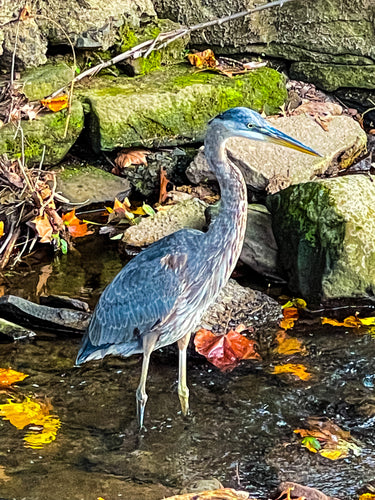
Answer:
top-left (274, 331), bottom-right (306, 356)
top-left (0, 221), bottom-right (4, 238)
top-left (32, 214), bottom-right (53, 243)
top-left (272, 363), bottom-right (311, 381)
top-left (159, 167), bottom-right (170, 204)
top-left (359, 494), bottom-right (375, 500)
top-left (62, 209), bottom-right (93, 238)
top-left (301, 436), bottom-right (321, 453)
top-left (40, 94), bottom-right (69, 112)
top-left (0, 465), bottom-right (10, 482)
top-left (321, 315), bottom-right (375, 328)
top-left (280, 307), bottom-right (299, 330)
top-left (277, 482), bottom-right (334, 500)
top-left (0, 368), bottom-right (28, 387)
top-left (0, 396), bottom-right (60, 449)
top-left (187, 49), bottom-right (218, 69)
top-left (282, 298), bottom-right (307, 310)
top-left (194, 328), bottom-right (261, 372)
top-left (36, 264), bottom-right (53, 296)
top-left (114, 149), bottom-right (149, 172)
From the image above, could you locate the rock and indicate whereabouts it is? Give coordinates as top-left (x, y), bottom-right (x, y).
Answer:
top-left (164, 489), bottom-right (249, 500)
top-left (0, 295), bottom-right (90, 333)
top-left (186, 115), bottom-right (367, 193)
top-left (0, 100), bottom-right (84, 165)
top-left (0, 0), bottom-right (156, 70)
top-left (123, 198), bottom-right (207, 247)
top-left (39, 295), bottom-right (90, 313)
top-left (55, 164), bottom-right (131, 206)
top-left (277, 482), bottom-right (340, 500)
top-left (153, 0), bottom-right (375, 90)
top-left (240, 204), bottom-right (280, 279)
top-left (201, 279), bottom-right (281, 333)
top-left (17, 62), bottom-right (75, 101)
top-left (82, 64), bottom-right (287, 151)
top-left (0, 318), bottom-right (36, 340)
top-left (266, 175), bottom-right (375, 301)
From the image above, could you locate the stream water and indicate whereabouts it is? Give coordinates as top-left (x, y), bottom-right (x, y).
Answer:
top-left (0, 236), bottom-right (374, 500)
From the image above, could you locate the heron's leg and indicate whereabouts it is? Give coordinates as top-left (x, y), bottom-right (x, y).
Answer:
top-left (136, 335), bottom-right (156, 429)
top-left (177, 332), bottom-right (191, 416)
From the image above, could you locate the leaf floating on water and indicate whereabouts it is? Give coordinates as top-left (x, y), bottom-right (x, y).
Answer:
top-left (281, 298), bottom-right (307, 310)
top-left (0, 368), bottom-right (28, 387)
top-left (279, 307), bottom-right (299, 330)
top-left (273, 331), bottom-right (306, 356)
top-left (359, 494), bottom-right (375, 500)
top-left (40, 94), bottom-right (69, 112)
top-left (272, 363), bottom-right (311, 381)
top-left (62, 209), bottom-right (94, 238)
top-left (294, 417), bottom-right (361, 460)
top-left (0, 397), bottom-right (61, 449)
top-left (194, 327), bottom-right (261, 372)
top-left (321, 315), bottom-right (375, 328)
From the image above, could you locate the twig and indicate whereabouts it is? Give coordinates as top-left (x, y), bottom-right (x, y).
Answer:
top-left (0, 227), bottom-right (21, 270)
top-left (46, 0), bottom-right (295, 98)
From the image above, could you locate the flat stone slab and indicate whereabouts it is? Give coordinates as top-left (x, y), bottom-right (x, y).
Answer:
top-left (267, 174), bottom-right (375, 301)
top-left (186, 114), bottom-right (367, 192)
top-left (81, 64), bottom-right (287, 151)
top-left (56, 164), bottom-right (131, 206)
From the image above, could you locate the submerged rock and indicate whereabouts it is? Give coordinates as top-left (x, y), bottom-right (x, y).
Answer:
top-left (267, 174), bottom-right (375, 301)
top-left (55, 164), bottom-right (131, 206)
top-left (81, 64), bottom-right (287, 151)
top-left (0, 318), bottom-right (36, 341)
top-left (186, 115), bottom-right (366, 193)
top-left (123, 198), bottom-right (207, 246)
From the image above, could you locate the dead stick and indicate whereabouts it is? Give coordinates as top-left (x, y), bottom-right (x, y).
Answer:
top-left (0, 227), bottom-right (21, 270)
top-left (47, 0), bottom-right (295, 98)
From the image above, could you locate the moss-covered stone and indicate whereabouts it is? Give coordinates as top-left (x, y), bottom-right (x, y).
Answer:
top-left (80, 64), bottom-right (287, 151)
top-left (290, 62), bottom-right (375, 92)
top-left (0, 100), bottom-right (84, 165)
top-left (267, 175), bottom-right (375, 302)
top-left (17, 62), bottom-right (75, 101)
top-left (118, 19), bottom-right (189, 75)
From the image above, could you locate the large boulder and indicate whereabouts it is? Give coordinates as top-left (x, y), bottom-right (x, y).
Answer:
top-left (266, 175), bottom-right (375, 302)
top-left (82, 64), bottom-right (287, 152)
top-left (153, 0), bottom-right (375, 92)
top-left (0, 0), bottom-right (156, 70)
top-left (186, 115), bottom-right (367, 192)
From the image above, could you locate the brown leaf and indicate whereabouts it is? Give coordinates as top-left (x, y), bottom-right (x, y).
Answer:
top-left (19, 4), bottom-right (32, 21)
top-left (159, 166), bottom-right (170, 204)
top-left (32, 214), bottom-right (53, 243)
top-left (194, 328), bottom-right (261, 372)
top-left (278, 481), bottom-right (339, 500)
top-left (114, 149), bottom-right (149, 172)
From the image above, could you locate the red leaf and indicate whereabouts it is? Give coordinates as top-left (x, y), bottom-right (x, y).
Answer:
top-left (194, 328), bottom-right (261, 372)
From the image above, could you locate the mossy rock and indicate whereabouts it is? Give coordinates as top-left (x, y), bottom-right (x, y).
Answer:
top-left (0, 100), bottom-right (84, 165)
top-left (80, 64), bottom-right (287, 152)
top-left (17, 62), bottom-right (75, 101)
top-left (118, 19), bottom-right (189, 75)
top-left (290, 62), bottom-right (375, 92)
top-left (267, 175), bottom-right (375, 302)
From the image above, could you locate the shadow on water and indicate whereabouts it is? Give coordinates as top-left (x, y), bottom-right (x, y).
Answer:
top-left (0, 238), bottom-right (374, 499)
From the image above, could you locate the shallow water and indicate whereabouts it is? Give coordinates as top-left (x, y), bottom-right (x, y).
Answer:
top-left (0, 239), bottom-right (374, 500)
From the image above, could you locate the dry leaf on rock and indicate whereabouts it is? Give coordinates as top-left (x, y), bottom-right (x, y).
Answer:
top-left (187, 49), bottom-right (217, 69)
top-left (113, 149), bottom-right (149, 173)
top-left (277, 481), bottom-right (338, 500)
top-left (40, 95), bottom-right (69, 112)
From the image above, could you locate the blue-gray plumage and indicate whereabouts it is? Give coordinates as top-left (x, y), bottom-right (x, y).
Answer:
top-left (76, 107), bottom-right (320, 428)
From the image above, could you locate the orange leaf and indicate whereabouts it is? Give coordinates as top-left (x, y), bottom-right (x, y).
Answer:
top-left (272, 363), bottom-right (311, 381)
top-left (114, 149), bottom-right (149, 172)
top-left (280, 307), bottom-right (299, 330)
top-left (187, 49), bottom-right (218, 69)
top-left (194, 328), bottom-right (260, 372)
top-left (62, 209), bottom-right (93, 238)
top-left (159, 167), bottom-right (170, 204)
top-left (321, 315), bottom-right (374, 328)
top-left (32, 214), bottom-right (53, 243)
top-left (40, 95), bottom-right (69, 112)
top-left (274, 331), bottom-right (306, 355)
top-left (0, 368), bottom-right (28, 387)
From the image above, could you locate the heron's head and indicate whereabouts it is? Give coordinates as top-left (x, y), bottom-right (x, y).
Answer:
top-left (211, 107), bottom-right (321, 156)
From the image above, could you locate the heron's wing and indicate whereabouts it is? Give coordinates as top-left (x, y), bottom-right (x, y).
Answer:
top-left (87, 232), bottom-right (195, 348)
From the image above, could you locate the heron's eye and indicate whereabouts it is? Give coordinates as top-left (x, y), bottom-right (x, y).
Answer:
top-left (247, 123), bottom-right (254, 128)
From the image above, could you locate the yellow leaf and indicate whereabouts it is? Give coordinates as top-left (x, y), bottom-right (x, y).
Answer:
top-left (274, 331), bottom-right (306, 355)
top-left (24, 416), bottom-right (61, 449)
top-left (319, 449), bottom-right (346, 460)
top-left (40, 94), bottom-right (69, 112)
top-left (282, 298), bottom-right (307, 309)
top-left (279, 307), bottom-right (299, 330)
top-left (272, 363), bottom-right (311, 381)
top-left (0, 221), bottom-right (4, 238)
top-left (359, 317), bottom-right (375, 326)
top-left (187, 49), bottom-right (217, 69)
top-left (321, 315), bottom-right (369, 328)
top-left (359, 494), bottom-right (375, 500)
top-left (0, 368), bottom-right (28, 387)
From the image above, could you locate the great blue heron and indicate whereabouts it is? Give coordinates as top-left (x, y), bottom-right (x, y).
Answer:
top-left (76, 107), bottom-right (320, 428)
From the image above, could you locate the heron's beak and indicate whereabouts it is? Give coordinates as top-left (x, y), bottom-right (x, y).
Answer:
top-left (262, 125), bottom-right (322, 157)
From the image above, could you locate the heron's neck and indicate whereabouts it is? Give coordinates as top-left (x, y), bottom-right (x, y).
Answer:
top-left (204, 131), bottom-right (248, 274)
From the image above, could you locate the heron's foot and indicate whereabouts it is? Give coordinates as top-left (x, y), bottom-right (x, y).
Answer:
top-left (178, 386), bottom-right (189, 416)
top-left (136, 389), bottom-right (148, 429)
